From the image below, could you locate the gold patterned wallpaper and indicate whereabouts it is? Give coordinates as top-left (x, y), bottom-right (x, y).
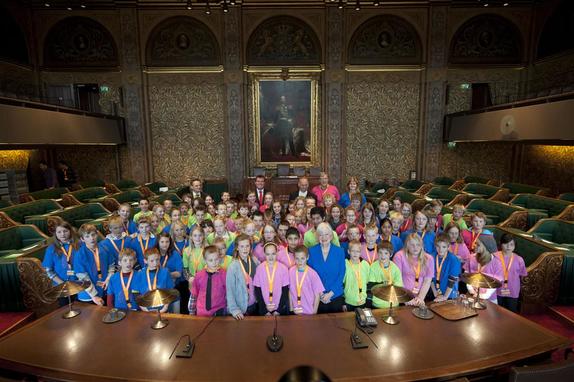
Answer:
top-left (147, 74), bottom-right (226, 187)
top-left (345, 71), bottom-right (420, 181)
top-left (56, 146), bottom-right (118, 183)
top-left (521, 145), bottom-right (574, 193)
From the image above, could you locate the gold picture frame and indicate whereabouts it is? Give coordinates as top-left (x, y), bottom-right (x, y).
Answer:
top-left (252, 72), bottom-right (320, 168)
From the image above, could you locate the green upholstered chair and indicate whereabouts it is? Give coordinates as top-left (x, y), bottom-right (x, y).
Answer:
top-left (526, 219), bottom-right (574, 249)
top-left (61, 187), bottom-right (109, 207)
top-left (0, 200), bottom-right (12, 209)
top-left (204, 179), bottom-right (228, 203)
top-left (0, 199), bottom-right (63, 228)
top-left (391, 190), bottom-right (431, 212)
top-left (558, 193), bottom-right (574, 203)
top-left (51, 203), bottom-right (111, 235)
top-left (463, 176), bottom-right (491, 185)
top-left (399, 179), bottom-right (425, 193)
top-left (152, 192), bottom-right (182, 206)
top-left (116, 179), bottom-right (139, 191)
top-left (488, 225), bottom-right (569, 308)
top-left (425, 186), bottom-right (481, 207)
top-left (143, 181), bottom-right (168, 195)
top-left (465, 199), bottom-right (528, 229)
top-left (0, 225), bottom-right (50, 261)
top-left (462, 183), bottom-right (510, 202)
top-left (365, 181), bottom-right (390, 204)
top-left (501, 182), bottom-right (552, 197)
top-left (432, 177), bottom-right (455, 186)
top-left (90, 189), bottom-right (144, 212)
top-left (20, 187), bottom-right (69, 203)
top-left (79, 179), bottom-right (106, 188)
top-left (509, 194), bottom-right (574, 221)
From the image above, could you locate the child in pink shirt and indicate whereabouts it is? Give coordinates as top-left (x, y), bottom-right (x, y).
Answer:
top-left (289, 245), bottom-right (324, 315)
top-left (393, 233), bottom-right (435, 306)
top-left (189, 246), bottom-right (227, 316)
top-left (253, 243), bottom-right (290, 316)
top-left (495, 233), bottom-right (527, 313)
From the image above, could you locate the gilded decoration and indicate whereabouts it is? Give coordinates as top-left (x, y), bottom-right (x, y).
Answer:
top-left (145, 16), bottom-right (221, 67)
top-left (345, 72), bottom-right (420, 181)
top-left (148, 74), bottom-right (226, 186)
top-left (449, 14), bottom-right (523, 65)
top-left (246, 16), bottom-right (321, 66)
top-left (43, 17), bottom-right (119, 69)
top-left (348, 15), bottom-right (422, 65)
top-left (250, 73), bottom-right (320, 168)
top-left (0, 150), bottom-right (31, 170)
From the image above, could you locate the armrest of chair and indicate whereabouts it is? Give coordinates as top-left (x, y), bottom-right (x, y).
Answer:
top-left (522, 251), bottom-right (564, 306)
top-left (0, 212), bottom-right (18, 229)
top-left (16, 257), bottom-right (59, 317)
top-left (138, 186), bottom-right (155, 198)
top-left (449, 179), bottom-right (466, 191)
top-left (105, 183), bottom-right (121, 194)
top-left (414, 183), bottom-right (433, 196)
top-left (499, 211), bottom-right (529, 231)
top-left (61, 194), bottom-right (82, 208)
top-left (489, 188), bottom-right (510, 203)
top-left (19, 193), bottom-right (34, 203)
top-left (556, 205), bottom-right (574, 222)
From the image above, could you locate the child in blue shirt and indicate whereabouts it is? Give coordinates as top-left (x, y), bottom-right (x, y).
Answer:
top-left (42, 218), bottom-right (80, 285)
top-left (73, 224), bottom-right (114, 305)
top-left (106, 248), bottom-right (140, 310)
top-left (100, 215), bottom-right (130, 264)
top-left (431, 234), bottom-right (462, 301)
top-left (128, 216), bottom-right (156, 269)
top-left (134, 248), bottom-right (174, 313)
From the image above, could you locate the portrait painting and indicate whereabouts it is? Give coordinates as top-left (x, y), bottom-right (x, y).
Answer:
top-left (252, 74), bottom-right (319, 167)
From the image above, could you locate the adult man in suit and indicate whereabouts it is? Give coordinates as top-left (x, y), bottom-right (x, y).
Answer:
top-left (189, 178), bottom-right (207, 200)
top-left (254, 175), bottom-right (268, 206)
top-left (289, 176), bottom-right (317, 202)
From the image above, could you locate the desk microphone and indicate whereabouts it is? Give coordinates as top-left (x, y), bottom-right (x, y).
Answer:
top-left (267, 314), bottom-right (284, 352)
top-left (350, 320), bottom-right (368, 350)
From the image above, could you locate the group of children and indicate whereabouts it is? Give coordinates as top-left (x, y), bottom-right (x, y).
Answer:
top-left (41, 179), bottom-right (527, 318)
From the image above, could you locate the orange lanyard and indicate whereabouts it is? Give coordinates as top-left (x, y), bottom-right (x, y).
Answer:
top-left (146, 268), bottom-right (158, 290)
top-left (109, 238), bottom-right (125, 256)
top-left (380, 262), bottom-right (392, 285)
top-left (174, 242), bottom-right (184, 256)
top-left (87, 247), bottom-right (101, 276)
top-left (295, 266), bottom-right (309, 305)
top-left (410, 256), bottom-right (422, 288)
top-left (161, 253), bottom-right (169, 268)
top-left (285, 251), bottom-right (293, 267)
top-left (450, 242), bottom-right (459, 255)
top-left (60, 243), bottom-right (73, 263)
top-left (350, 261), bottom-right (364, 293)
top-left (498, 252), bottom-right (514, 285)
top-left (239, 257), bottom-right (252, 286)
top-left (138, 236), bottom-right (150, 255)
top-left (471, 230), bottom-right (482, 251)
top-left (265, 262), bottom-right (278, 303)
top-left (191, 248), bottom-right (202, 272)
top-left (365, 245), bottom-right (377, 265)
top-left (435, 254), bottom-right (447, 286)
top-left (120, 272), bottom-right (134, 307)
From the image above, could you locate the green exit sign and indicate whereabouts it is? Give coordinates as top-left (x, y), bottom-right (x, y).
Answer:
top-left (99, 85), bottom-right (110, 93)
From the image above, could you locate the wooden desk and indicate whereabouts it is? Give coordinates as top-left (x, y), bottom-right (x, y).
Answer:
top-left (0, 304), bottom-right (569, 381)
top-left (243, 176), bottom-right (320, 202)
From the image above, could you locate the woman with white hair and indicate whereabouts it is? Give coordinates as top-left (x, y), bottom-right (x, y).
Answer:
top-left (307, 222), bottom-right (346, 313)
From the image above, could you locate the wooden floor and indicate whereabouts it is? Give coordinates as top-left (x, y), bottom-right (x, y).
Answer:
top-left (0, 303), bottom-right (569, 381)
